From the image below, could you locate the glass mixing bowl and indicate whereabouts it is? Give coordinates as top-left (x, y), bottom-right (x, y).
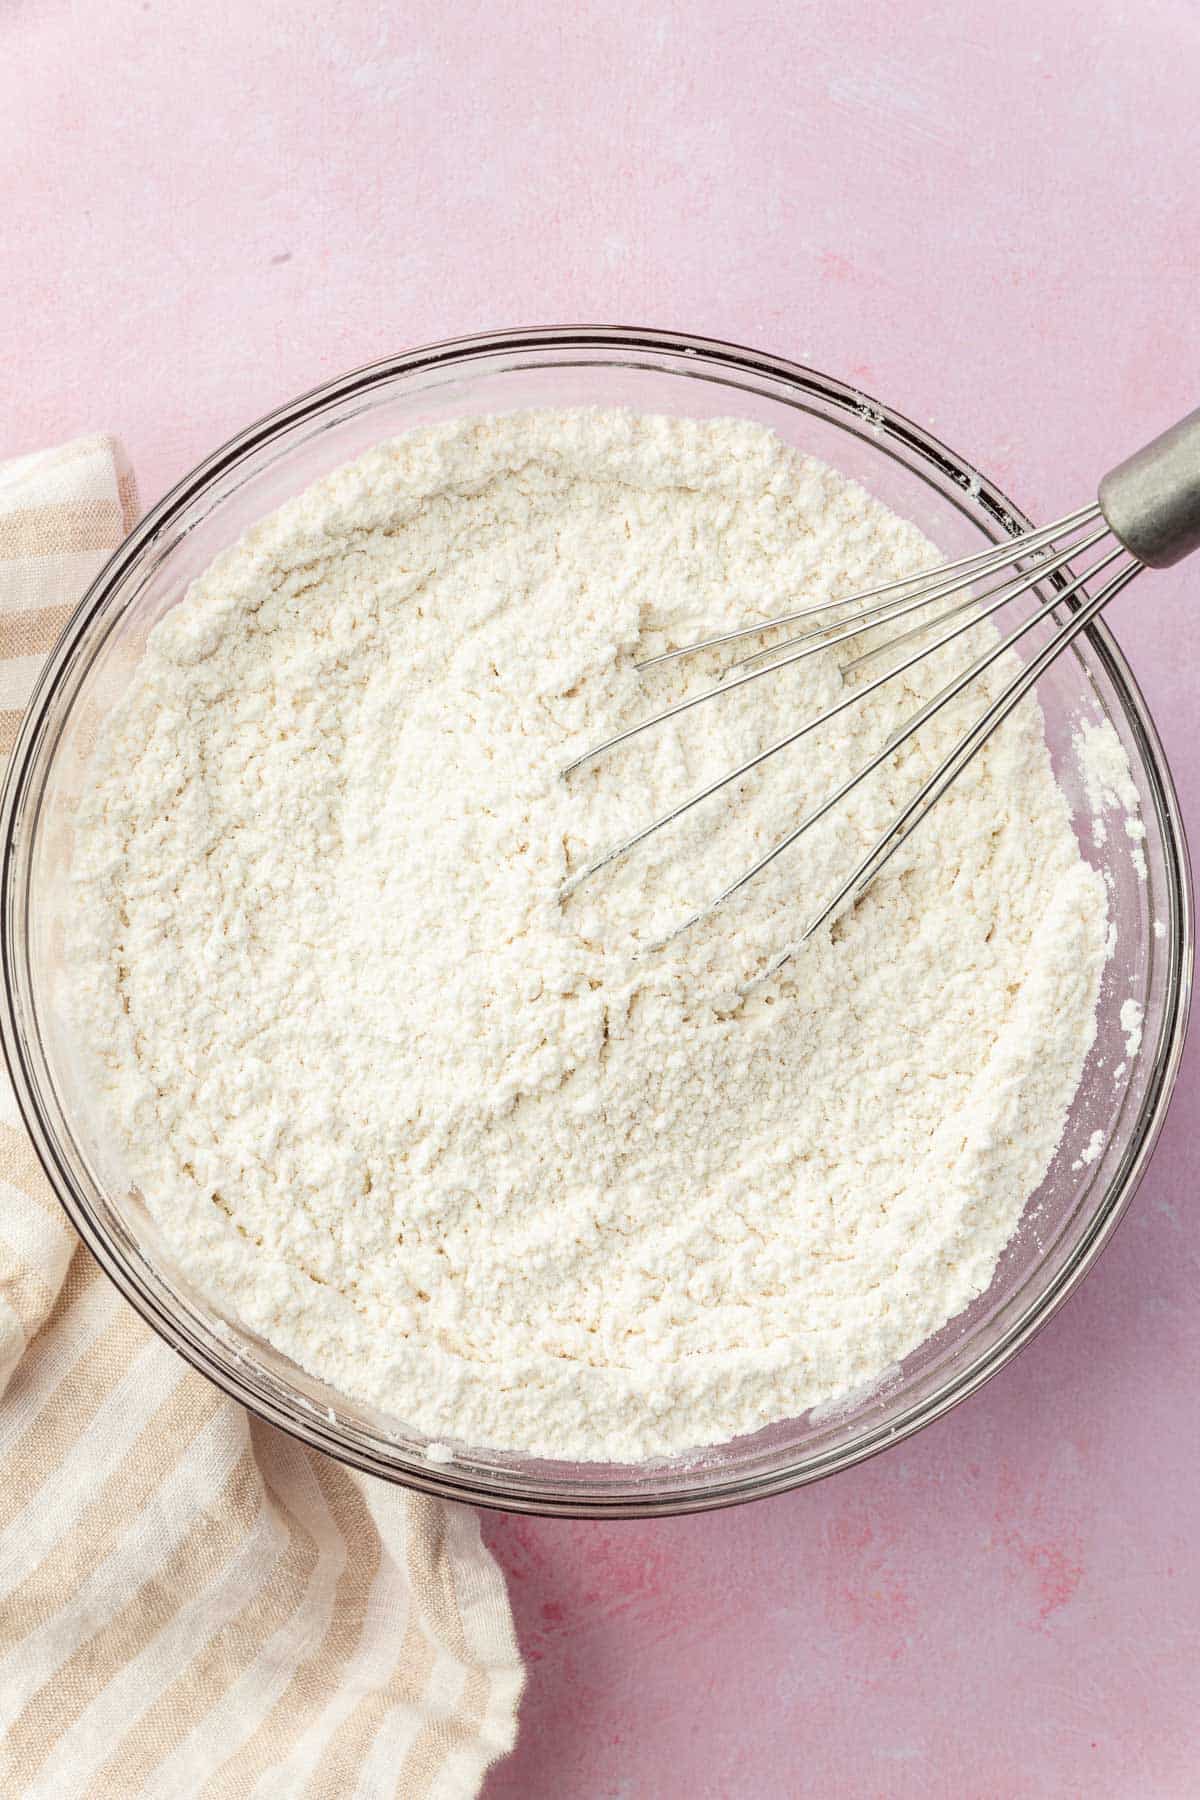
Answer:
top-left (1, 328), bottom-right (1191, 1516)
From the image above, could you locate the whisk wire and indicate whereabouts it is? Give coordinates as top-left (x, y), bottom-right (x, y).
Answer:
top-left (563, 531), bottom-right (1113, 896)
top-left (633, 502), bottom-right (1103, 672)
top-left (731, 528), bottom-right (1103, 675)
top-left (796, 558), bottom-right (1141, 946)
top-left (737, 558), bottom-right (1139, 993)
top-left (642, 546), bottom-right (1131, 950)
top-left (563, 527), bottom-right (1106, 780)
top-left (559, 402), bottom-right (1200, 972)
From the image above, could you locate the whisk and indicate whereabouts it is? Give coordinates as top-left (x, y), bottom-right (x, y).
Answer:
top-left (562, 406), bottom-right (1200, 969)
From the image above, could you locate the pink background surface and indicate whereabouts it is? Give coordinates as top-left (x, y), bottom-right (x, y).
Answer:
top-left (4, 1), bottom-right (1199, 1793)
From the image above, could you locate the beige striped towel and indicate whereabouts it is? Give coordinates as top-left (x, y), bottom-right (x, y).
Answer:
top-left (0, 436), bottom-right (524, 1799)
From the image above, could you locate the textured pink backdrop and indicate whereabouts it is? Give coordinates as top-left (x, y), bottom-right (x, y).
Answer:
top-left (3, 1), bottom-right (1199, 1794)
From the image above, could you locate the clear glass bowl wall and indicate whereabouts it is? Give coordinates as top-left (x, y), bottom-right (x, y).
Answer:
top-left (1, 330), bottom-right (1190, 1516)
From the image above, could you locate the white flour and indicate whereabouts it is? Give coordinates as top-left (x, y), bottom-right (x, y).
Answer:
top-left (1077, 716), bottom-right (1148, 878)
top-left (68, 411), bottom-right (1109, 1462)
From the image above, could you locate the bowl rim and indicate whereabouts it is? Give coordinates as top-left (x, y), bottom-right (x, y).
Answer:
top-left (1, 323), bottom-right (1192, 1517)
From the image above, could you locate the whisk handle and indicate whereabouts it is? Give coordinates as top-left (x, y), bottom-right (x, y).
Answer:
top-left (1098, 406), bottom-right (1200, 568)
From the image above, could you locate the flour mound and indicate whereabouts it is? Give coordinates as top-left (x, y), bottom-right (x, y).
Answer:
top-left (69, 411), bottom-right (1108, 1461)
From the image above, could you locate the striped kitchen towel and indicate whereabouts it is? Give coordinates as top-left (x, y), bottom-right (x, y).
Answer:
top-left (0, 436), bottom-right (523, 1799)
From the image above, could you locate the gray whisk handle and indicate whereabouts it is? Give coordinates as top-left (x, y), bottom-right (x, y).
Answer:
top-left (1098, 406), bottom-right (1200, 568)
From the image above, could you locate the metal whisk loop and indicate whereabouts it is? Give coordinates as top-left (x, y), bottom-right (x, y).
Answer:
top-left (740, 559), bottom-right (1141, 991)
top-left (558, 405), bottom-right (1200, 965)
top-left (728, 512), bottom-right (1105, 675)
top-left (811, 562), bottom-right (1139, 921)
top-left (633, 502), bottom-right (1104, 672)
top-left (562, 530), bottom-right (1110, 896)
top-left (643, 546), bottom-right (1133, 950)
top-left (563, 526), bottom-right (1106, 781)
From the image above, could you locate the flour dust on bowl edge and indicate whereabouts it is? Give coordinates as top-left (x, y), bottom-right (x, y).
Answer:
top-left (1, 328), bottom-right (1190, 1517)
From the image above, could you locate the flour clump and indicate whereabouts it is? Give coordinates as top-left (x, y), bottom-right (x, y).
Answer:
top-left (69, 411), bottom-right (1109, 1461)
